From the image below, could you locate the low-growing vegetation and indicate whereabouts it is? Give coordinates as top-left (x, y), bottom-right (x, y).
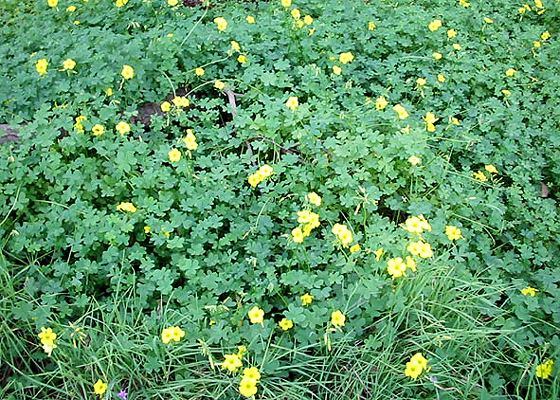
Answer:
top-left (0, 0), bottom-right (559, 398)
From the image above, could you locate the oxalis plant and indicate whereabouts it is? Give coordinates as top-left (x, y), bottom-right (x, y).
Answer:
top-left (0, 0), bottom-right (559, 399)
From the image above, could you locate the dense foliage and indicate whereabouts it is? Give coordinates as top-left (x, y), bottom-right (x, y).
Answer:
top-left (1, 0), bottom-right (559, 398)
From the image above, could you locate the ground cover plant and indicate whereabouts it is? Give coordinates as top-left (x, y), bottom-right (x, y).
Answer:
top-left (0, 0), bottom-right (559, 398)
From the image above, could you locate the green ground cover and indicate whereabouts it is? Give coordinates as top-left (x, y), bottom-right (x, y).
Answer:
top-left (0, 0), bottom-right (559, 398)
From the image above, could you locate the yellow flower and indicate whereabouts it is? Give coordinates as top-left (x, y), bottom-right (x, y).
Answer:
top-left (535, 359), bottom-right (554, 379)
top-left (73, 20), bottom-right (80, 25)
top-left (303, 15), bottom-right (313, 25)
top-left (505, 68), bottom-right (517, 77)
top-left (121, 64), bottom-right (134, 80)
top-left (246, 16), bottom-right (256, 24)
top-left (405, 353), bottom-right (429, 379)
top-left (408, 155), bottom-right (421, 166)
top-left (161, 101), bottom-right (171, 112)
top-left (485, 164), bottom-right (498, 174)
top-left (286, 96), bottom-right (299, 111)
top-left (541, 31), bottom-right (551, 41)
top-left (375, 96), bottom-right (388, 110)
top-left (405, 256), bottom-right (416, 272)
top-left (214, 80), bottom-right (225, 90)
top-left (404, 216), bottom-right (424, 234)
top-left (115, 121), bottom-right (130, 136)
top-left (258, 164), bottom-right (273, 178)
top-left (171, 326), bottom-right (185, 341)
top-left (473, 170), bottom-right (488, 182)
top-left (483, 17), bottom-right (494, 24)
top-left (144, 225), bottom-right (151, 234)
top-left (239, 377), bottom-right (258, 397)
top-left (195, 67), bottom-right (205, 76)
top-left (437, 74), bottom-right (446, 82)
top-left (445, 225), bottom-right (462, 241)
top-left (459, 0), bottom-right (470, 7)
top-left (182, 129), bottom-right (198, 151)
top-left (450, 117), bottom-right (460, 125)
top-left (291, 227), bottom-right (304, 243)
top-left (291, 8), bottom-right (301, 19)
top-left (452, 43), bottom-right (461, 50)
top-left (387, 257), bottom-right (407, 278)
top-left (350, 244), bottom-right (361, 253)
top-left (172, 96), bottom-right (190, 108)
top-left (393, 104), bottom-right (409, 120)
top-left (281, 0), bottom-right (291, 8)
top-left (404, 361), bottom-right (423, 379)
top-left (368, 21), bottom-right (376, 31)
top-left (279, 318), bottom-right (294, 331)
top-left (231, 41), bottom-right (241, 52)
top-left (416, 78), bottom-right (427, 87)
top-left (307, 192), bottom-right (321, 206)
top-left (295, 19), bottom-right (305, 29)
top-left (161, 326), bottom-right (184, 343)
top-left (447, 29), bottom-right (457, 39)
top-left (222, 353), bottom-right (243, 373)
top-left (36, 58), bottom-right (48, 76)
top-left (66, 5), bottom-right (77, 11)
top-left (248, 306), bottom-right (264, 324)
top-left (521, 286), bottom-right (539, 296)
top-left (93, 379), bottom-right (107, 396)
top-left (243, 367), bottom-right (261, 381)
top-left (92, 124), bottom-right (105, 137)
top-left (533, 41), bottom-right (542, 49)
top-left (332, 65), bottom-right (342, 75)
top-left (428, 19), bottom-right (442, 32)
top-left (407, 241), bottom-right (433, 258)
top-left (331, 310), bottom-right (346, 328)
top-left (116, 202), bottom-right (137, 213)
top-left (339, 52), bottom-right (354, 64)
top-left (502, 89), bottom-right (512, 97)
top-left (238, 55), bottom-right (247, 64)
top-left (424, 112), bottom-right (438, 132)
top-left (74, 115), bottom-right (87, 133)
top-left (301, 293), bottom-right (313, 306)
top-left (432, 52), bottom-right (443, 60)
top-left (214, 17), bottom-right (228, 32)
top-left (38, 327), bottom-right (57, 346)
top-left (105, 87), bottom-right (113, 96)
top-left (374, 248), bottom-right (384, 261)
top-left (248, 174), bottom-right (260, 188)
top-left (332, 223), bottom-right (353, 247)
top-left (168, 0), bottom-right (178, 6)
top-left (47, 0), bottom-right (58, 7)
top-left (115, 0), bottom-right (129, 7)
top-left (168, 148), bottom-right (181, 162)
top-left (534, 0), bottom-right (543, 8)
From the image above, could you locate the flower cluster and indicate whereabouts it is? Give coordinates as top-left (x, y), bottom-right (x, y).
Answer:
top-left (404, 353), bottom-right (430, 379)
top-left (221, 346), bottom-right (247, 373)
top-left (291, 209), bottom-right (320, 243)
top-left (403, 215), bottom-right (431, 235)
top-left (182, 129), bottom-right (198, 151)
top-left (386, 256), bottom-right (416, 279)
top-left (38, 327), bottom-right (57, 356)
top-left (239, 367), bottom-right (261, 397)
top-left (331, 223), bottom-right (353, 248)
top-left (161, 326), bottom-right (185, 344)
top-left (247, 164), bottom-right (273, 187)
